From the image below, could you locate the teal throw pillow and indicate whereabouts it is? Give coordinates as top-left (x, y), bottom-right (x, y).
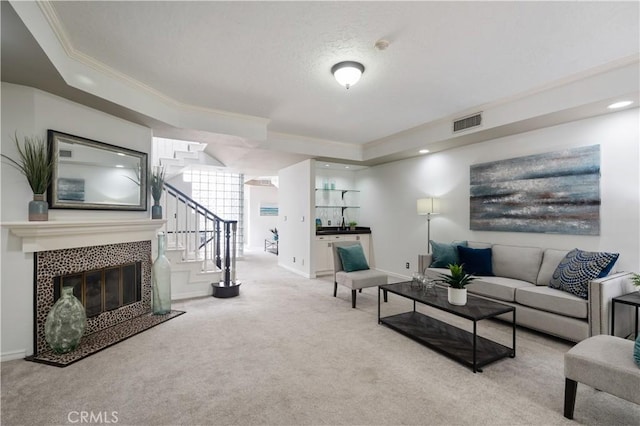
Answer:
top-left (457, 245), bottom-right (494, 276)
top-left (337, 244), bottom-right (370, 272)
top-left (430, 240), bottom-right (468, 268)
top-left (548, 248), bottom-right (619, 299)
top-left (634, 333), bottom-right (640, 368)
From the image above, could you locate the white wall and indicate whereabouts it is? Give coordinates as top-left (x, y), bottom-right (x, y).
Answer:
top-left (1, 83), bottom-right (152, 360)
top-left (278, 159), bottom-right (313, 277)
top-left (245, 184), bottom-right (278, 249)
top-left (357, 109), bottom-right (640, 278)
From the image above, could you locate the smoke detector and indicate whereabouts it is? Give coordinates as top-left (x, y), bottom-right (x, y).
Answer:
top-left (374, 39), bottom-right (390, 51)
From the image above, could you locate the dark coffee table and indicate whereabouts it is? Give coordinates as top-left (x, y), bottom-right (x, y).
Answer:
top-left (378, 282), bottom-right (516, 373)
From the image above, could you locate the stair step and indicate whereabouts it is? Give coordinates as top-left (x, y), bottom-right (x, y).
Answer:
top-left (174, 150), bottom-right (199, 160)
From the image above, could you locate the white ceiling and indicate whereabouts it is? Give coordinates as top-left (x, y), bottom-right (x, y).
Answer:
top-left (2, 1), bottom-right (639, 175)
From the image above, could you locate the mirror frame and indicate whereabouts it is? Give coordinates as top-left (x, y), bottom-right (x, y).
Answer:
top-left (47, 130), bottom-right (148, 211)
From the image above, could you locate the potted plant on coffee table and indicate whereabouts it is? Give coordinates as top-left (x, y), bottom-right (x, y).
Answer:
top-left (0, 132), bottom-right (53, 221)
top-left (436, 264), bottom-right (476, 306)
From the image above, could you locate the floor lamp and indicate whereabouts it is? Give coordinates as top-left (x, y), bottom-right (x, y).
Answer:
top-left (417, 198), bottom-right (439, 253)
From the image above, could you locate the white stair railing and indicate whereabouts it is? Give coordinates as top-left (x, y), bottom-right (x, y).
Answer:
top-left (158, 182), bottom-right (238, 285)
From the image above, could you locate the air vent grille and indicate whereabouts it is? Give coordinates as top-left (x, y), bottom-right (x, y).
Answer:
top-left (453, 113), bottom-right (482, 133)
top-left (59, 149), bottom-right (73, 158)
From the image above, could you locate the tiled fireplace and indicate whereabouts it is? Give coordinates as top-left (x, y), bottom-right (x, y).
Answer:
top-left (34, 240), bottom-right (152, 355)
top-left (4, 219), bottom-right (174, 363)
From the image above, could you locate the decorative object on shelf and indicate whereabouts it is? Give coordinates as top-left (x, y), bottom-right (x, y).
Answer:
top-left (152, 232), bottom-right (171, 314)
top-left (315, 218), bottom-right (322, 230)
top-left (270, 227), bottom-right (278, 241)
top-left (44, 286), bottom-right (87, 354)
top-left (1, 132), bottom-right (54, 221)
top-left (150, 165), bottom-right (165, 219)
top-left (331, 61), bottom-right (365, 89)
top-left (632, 273), bottom-right (640, 292)
top-left (436, 264), bottom-right (476, 306)
top-left (417, 198), bottom-right (440, 253)
top-left (348, 221), bottom-right (357, 231)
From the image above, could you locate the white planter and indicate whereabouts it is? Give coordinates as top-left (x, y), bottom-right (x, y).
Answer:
top-left (448, 287), bottom-right (467, 306)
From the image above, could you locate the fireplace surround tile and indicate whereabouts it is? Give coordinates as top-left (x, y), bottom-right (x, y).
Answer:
top-left (35, 241), bottom-right (152, 355)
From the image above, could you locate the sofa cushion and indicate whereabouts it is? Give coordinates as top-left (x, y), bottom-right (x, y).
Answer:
top-left (468, 241), bottom-right (492, 249)
top-left (536, 249), bottom-right (570, 286)
top-left (429, 240), bottom-right (468, 268)
top-left (492, 244), bottom-right (543, 284)
top-left (458, 246), bottom-right (494, 276)
top-left (466, 276), bottom-right (534, 302)
top-left (516, 286), bottom-right (588, 319)
top-left (337, 244), bottom-right (369, 272)
top-left (549, 248), bottom-right (619, 299)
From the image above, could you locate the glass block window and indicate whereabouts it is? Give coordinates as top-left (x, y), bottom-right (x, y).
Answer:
top-left (184, 169), bottom-right (244, 255)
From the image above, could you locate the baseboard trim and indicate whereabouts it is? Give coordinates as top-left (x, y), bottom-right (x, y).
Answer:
top-left (172, 289), bottom-right (211, 300)
top-left (279, 263), bottom-right (312, 278)
top-left (2, 349), bottom-right (27, 362)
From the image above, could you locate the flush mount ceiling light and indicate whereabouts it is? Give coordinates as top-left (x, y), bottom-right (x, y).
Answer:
top-left (419, 149), bottom-right (430, 154)
top-left (331, 61), bottom-right (365, 89)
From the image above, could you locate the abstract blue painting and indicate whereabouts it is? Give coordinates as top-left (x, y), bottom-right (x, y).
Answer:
top-left (470, 145), bottom-right (600, 235)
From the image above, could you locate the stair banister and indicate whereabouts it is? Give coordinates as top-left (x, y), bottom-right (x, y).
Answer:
top-left (162, 182), bottom-right (238, 287)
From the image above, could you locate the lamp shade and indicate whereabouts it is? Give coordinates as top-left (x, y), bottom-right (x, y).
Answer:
top-left (417, 198), bottom-right (439, 215)
top-left (331, 61), bottom-right (365, 89)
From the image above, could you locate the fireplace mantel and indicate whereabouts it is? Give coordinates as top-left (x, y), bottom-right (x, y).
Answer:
top-left (2, 219), bottom-right (166, 252)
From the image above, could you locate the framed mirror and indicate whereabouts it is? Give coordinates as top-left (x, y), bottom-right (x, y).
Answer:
top-left (47, 130), bottom-right (148, 211)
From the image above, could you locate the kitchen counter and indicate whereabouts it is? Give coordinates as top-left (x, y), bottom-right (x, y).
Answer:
top-left (315, 227), bottom-right (371, 235)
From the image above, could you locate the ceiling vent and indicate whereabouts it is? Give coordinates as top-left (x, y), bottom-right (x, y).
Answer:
top-left (453, 112), bottom-right (482, 133)
top-left (59, 149), bottom-right (73, 158)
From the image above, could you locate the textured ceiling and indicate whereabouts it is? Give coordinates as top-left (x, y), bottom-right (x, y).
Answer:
top-left (2, 1), bottom-right (639, 175)
top-left (49, 1), bottom-right (640, 144)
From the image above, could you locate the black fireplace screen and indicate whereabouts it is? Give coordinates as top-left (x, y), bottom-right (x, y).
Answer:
top-left (53, 262), bottom-right (142, 317)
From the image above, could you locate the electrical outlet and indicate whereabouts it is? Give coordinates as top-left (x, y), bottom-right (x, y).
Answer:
top-left (405, 262), bottom-right (410, 269)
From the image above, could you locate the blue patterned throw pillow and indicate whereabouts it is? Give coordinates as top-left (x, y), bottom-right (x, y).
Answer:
top-left (634, 333), bottom-right (640, 368)
top-left (548, 248), bottom-right (619, 299)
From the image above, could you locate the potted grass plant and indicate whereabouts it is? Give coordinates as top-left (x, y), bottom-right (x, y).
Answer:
top-left (150, 165), bottom-right (166, 219)
top-left (436, 264), bottom-right (476, 306)
top-left (1, 132), bottom-right (53, 221)
top-left (632, 273), bottom-right (640, 292)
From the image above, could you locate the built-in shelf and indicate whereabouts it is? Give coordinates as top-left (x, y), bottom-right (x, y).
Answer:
top-left (1, 219), bottom-right (167, 252)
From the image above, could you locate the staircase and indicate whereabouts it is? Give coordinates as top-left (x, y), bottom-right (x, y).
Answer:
top-left (152, 137), bottom-right (239, 299)
top-left (156, 182), bottom-right (240, 299)
top-left (152, 137), bottom-right (223, 178)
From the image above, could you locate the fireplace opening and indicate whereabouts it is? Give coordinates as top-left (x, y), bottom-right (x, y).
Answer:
top-left (53, 262), bottom-right (142, 317)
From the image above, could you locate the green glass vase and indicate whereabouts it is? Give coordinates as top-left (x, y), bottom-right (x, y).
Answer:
top-left (44, 286), bottom-right (87, 354)
top-left (152, 232), bottom-right (172, 314)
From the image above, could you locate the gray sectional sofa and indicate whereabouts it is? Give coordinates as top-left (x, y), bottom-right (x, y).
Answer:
top-left (419, 242), bottom-right (635, 342)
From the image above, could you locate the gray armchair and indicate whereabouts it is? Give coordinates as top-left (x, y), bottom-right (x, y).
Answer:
top-left (331, 241), bottom-right (388, 308)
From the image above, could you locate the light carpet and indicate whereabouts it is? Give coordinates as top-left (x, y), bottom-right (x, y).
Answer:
top-left (1, 249), bottom-right (639, 425)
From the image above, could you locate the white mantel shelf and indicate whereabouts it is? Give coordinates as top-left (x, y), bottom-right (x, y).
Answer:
top-left (2, 219), bottom-right (167, 253)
